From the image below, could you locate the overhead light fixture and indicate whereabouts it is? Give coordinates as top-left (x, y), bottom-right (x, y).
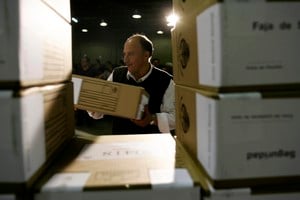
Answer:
top-left (166, 13), bottom-right (179, 27)
top-left (99, 19), bottom-right (108, 27)
top-left (71, 17), bottom-right (78, 23)
top-left (132, 10), bottom-right (142, 19)
top-left (156, 30), bottom-right (164, 35)
top-left (81, 29), bottom-right (88, 32)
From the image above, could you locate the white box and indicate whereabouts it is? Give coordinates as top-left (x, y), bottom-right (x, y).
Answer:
top-left (172, 0), bottom-right (300, 91)
top-left (175, 85), bottom-right (300, 188)
top-left (0, 83), bottom-right (74, 183)
top-left (42, 0), bottom-right (71, 22)
top-left (0, 0), bottom-right (72, 87)
top-left (34, 133), bottom-right (200, 200)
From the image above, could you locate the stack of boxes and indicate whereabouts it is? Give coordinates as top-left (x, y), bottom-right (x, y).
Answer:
top-left (172, 0), bottom-right (300, 199)
top-left (0, 0), bottom-right (74, 199)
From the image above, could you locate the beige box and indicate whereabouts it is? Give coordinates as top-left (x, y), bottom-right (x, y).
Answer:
top-left (72, 75), bottom-right (149, 119)
top-left (175, 85), bottom-right (300, 188)
top-left (176, 137), bottom-right (300, 200)
top-left (34, 133), bottom-right (200, 200)
top-left (0, 0), bottom-right (72, 88)
top-left (0, 83), bottom-right (74, 183)
top-left (172, 0), bottom-right (300, 91)
top-left (41, 0), bottom-right (71, 22)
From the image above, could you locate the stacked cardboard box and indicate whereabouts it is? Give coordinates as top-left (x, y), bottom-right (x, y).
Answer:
top-left (0, 0), bottom-right (73, 199)
top-left (172, 0), bottom-right (300, 92)
top-left (33, 132), bottom-right (201, 200)
top-left (72, 75), bottom-right (149, 120)
top-left (172, 0), bottom-right (300, 199)
top-left (0, 0), bottom-right (71, 88)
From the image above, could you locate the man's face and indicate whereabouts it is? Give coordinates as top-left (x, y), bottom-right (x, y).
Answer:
top-left (123, 38), bottom-right (149, 75)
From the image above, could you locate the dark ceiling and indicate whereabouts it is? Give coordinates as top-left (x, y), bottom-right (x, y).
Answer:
top-left (71, 0), bottom-right (173, 37)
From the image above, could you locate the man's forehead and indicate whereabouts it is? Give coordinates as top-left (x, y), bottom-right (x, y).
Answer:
top-left (124, 39), bottom-right (142, 50)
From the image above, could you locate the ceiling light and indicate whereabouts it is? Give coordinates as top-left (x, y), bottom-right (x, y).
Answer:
top-left (166, 13), bottom-right (179, 27)
top-left (157, 30), bottom-right (164, 34)
top-left (81, 29), bottom-right (88, 32)
top-left (132, 10), bottom-right (142, 19)
top-left (71, 17), bottom-right (78, 23)
top-left (100, 20), bottom-right (108, 27)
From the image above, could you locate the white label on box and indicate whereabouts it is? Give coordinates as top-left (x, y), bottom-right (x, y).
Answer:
top-left (72, 77), bottom-right (83, 104)
top-left (197, 3), bottom-right (223, 86)
top-left (0, 92), bottom-right (46, 181)
top-left (197, 92), bottom-right (300, 179)
top-left (42, 172), bottom-right (90, 192)
top-left (20, 27), bottom-right (43, 80)
top-left (150, 169), bottom-right (193, 189)
top-left (77, 142), bottom-right (173, 161)
top-left (197, 1), bottom-right (300, 86)
top-left (21, 93), bottom-right (46, 180)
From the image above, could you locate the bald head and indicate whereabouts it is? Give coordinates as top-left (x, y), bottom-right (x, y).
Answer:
top-left (126, 34), bottom-right (154, 57)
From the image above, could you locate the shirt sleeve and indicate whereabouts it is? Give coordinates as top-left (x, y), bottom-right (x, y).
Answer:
top-left (157, 79), bottom-right (176, 132)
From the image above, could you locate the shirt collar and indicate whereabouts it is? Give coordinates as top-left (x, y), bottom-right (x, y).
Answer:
top-left (126, 64), bottom-right (154, 83)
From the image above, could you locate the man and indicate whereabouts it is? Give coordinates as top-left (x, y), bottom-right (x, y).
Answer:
top-left (88, 34), bottom-right (175, 134)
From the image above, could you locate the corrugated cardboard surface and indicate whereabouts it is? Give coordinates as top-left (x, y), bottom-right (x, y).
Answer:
top-left (72, 75), bottom-right (149, 119)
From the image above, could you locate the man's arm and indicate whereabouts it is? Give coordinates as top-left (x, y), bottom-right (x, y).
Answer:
top-left (132, 79), bottom-right (175, 133)
top-left (157, 79), bottom-right (175, 132)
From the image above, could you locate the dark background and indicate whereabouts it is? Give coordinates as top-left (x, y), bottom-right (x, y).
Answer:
top-left (71, 0), bottom-right (173, 67)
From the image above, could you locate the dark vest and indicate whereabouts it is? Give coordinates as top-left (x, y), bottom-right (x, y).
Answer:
top-left (111, 66), bottom-right (172, 134)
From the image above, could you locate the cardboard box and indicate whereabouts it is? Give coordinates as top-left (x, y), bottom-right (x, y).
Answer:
top-left (72, 75), bottom-right (149, 119)
top-left (0, 0), bottom-right (72, 88)
top-left (0, 82), bottom-right (74, 183)
top-left (34, 133), bottom-right (200, 200)
top-left (175, 138), bottom-right (300, 200)
top-left (41, 0), bottom-right (71, 22)
top-left (172, 0), bottom-right (300, 91)
top-left (175, 85), bottom-right (300, 188)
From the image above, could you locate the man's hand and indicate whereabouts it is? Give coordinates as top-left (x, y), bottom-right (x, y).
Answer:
top-left (130, 105), bottom-right (155, 127)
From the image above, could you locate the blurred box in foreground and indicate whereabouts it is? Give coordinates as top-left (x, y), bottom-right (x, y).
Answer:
top-left (72, 75), bottom-right (149, 119)
top-left (0, 0), bottom-right (72, 88)
top-left (42, 0), bottom-right (71, 22)
top-left (34, 133), bottom-right (200, 200)
top-left (0, 83), bottom-right (74, 183)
